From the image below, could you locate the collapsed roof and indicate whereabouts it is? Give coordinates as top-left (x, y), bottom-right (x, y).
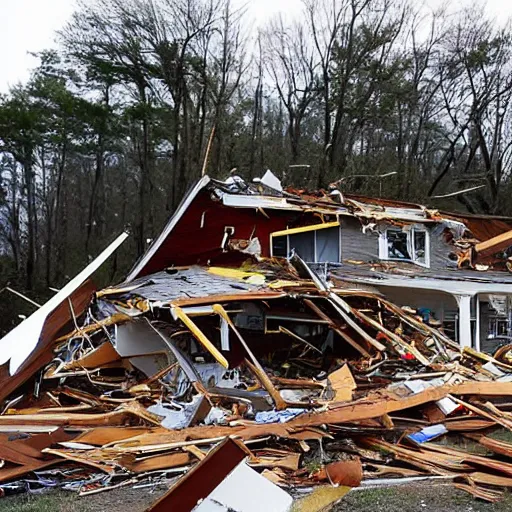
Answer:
top-left (2, 176), bottom-right (512, 506)
top-left (127, 174), bottom-right (512, 282)
top-left (0, 244), bottom-right (512, 504)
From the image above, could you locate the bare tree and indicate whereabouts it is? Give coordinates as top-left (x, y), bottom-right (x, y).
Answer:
top-left (429, 7), bottom-right (512, 213)
top-left (264, 16), bottom-right (321, 169)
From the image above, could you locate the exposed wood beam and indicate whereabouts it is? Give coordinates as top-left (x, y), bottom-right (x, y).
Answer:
top-left (475, 228), bottom-right (512, 258)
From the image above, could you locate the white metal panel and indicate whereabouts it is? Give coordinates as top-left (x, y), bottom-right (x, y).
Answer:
top-left (0, 232), bottom-right (129, 375)
top-left (222, 194), bottom-right (301, 210)
top-left (193, 461), bottom-right (293, 512)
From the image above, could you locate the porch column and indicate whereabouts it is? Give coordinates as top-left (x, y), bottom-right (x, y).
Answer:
top-left (475, 294), bottom-right (480, 352)
top-left (456, 294), bottom-right (472, 348)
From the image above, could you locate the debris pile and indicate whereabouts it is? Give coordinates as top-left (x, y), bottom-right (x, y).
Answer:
top-left (3, 252), bottom-right (512, 508)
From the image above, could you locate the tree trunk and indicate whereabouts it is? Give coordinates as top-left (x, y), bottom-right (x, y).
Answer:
top-left (23, 148), bottom-right (36, 290)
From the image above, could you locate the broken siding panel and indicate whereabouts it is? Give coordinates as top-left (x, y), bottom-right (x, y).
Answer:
top-left (341, 217), bottom-right (379, 262)
top-left (430, 226), bottom-right (458, 270)
top-left (342, 219), bottom-right (455, 270)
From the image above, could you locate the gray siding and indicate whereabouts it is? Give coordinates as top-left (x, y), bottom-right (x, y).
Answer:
top-left (341, 217), bottom-right (380, 262)
top-left (430, 224), bottom-right (458, 270)
top-left (340, 217), bottom-right (457, 270)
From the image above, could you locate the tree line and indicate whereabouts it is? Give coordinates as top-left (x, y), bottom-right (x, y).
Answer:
top-left (1, 0), bottom-right (512, 331)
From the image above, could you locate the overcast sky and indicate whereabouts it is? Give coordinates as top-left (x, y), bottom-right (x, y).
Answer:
top-left (0, 0), bottom-right (510, 93)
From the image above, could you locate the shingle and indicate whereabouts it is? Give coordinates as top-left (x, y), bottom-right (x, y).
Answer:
top-left (113, 267), bottom-right (262, 302)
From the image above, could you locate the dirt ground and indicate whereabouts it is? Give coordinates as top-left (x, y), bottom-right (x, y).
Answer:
top-left (0, 483), bottom-right (510, 512)
top-left (335, 484), bottom-right (512, 511)
top-left (0, 485), bottom-right (168, 512)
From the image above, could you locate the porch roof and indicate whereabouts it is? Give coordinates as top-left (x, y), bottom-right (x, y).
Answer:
top-left (330, 262), bottom-right (512, 296)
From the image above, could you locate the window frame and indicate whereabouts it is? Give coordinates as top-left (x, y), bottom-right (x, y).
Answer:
top-left (270, 222), bottom-right (342, 263)
top-left (379, 226), bottom-right (430, 268)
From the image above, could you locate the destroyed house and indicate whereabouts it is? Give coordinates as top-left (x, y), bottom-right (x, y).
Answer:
top-left (4, 176), bottom-right (512, 505)
top-left (127, 174), bottom-right (512, 353)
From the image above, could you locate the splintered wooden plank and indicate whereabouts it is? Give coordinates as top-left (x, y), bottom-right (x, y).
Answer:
top-left (42, 448), bottom-right (121, 474)
top-left (0, 401), bottom-right (163, 427)
top-left (448, 396), bottom-right (512, 430)
top-left (364, 438), bottom-right (472, 472)
top-left (249, 453), bottom-right (301, 471)
top-left (303, 299), bottom-right (371, 356)
top-left (419, 442), bottom-right (512, 477)
top-left (75, 427), bottom-right (158, 446)
top-left (0, 459), bottom-right (62, 484)
top-left (64, 342), bottom-right (121, 370)
top-left (454, 482), bottom-right (503, 502)
top-left (283, 382), bottom-right (512, 430)
top-left (173, 306), bottom-right (229, 368)
top-left (475, 229), bottom-right (512, 258)
top-left (212, 304), bottom-right (288, 410)
top-left (470, 471), bottom-right (512, 487)
top-left (467, 434), bottom-right (512, 459)
top-left (349, 307), bottom-right (430, 365)
top-left (95, 381), bottom-right (512, 453)
top-left (128, 452), bottom-right (192, 472)
top-left (97, 381), bottom-right (512, 453)
top-left (445, 418), bottom-right (496, 431)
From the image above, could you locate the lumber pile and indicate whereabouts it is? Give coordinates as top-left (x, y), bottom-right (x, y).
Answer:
top-left (2, 256), bottom-right (512, 507)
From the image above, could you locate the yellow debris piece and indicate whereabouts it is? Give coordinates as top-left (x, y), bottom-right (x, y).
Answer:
top-left (173, 306), bottom-right (229, 368)
top-left (268, 280), bottom-right (308, 289)
top-left (292, 485), bottom-right (351, 512)
top-left (207, 266), bottom-right (265, 282)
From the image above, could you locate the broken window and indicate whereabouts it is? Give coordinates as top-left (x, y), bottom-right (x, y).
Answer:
top-left (316, 226), bottom-right (341, 263)
top-left (270, 223), bottom-right (341, 263)
top-left (387, 230), bottom-right (410, 260)
top-left (380, 227), bottom-right (430, 267)
top-left (289, 232), bottom-right (315, 262)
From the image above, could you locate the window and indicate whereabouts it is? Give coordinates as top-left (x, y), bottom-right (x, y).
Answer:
top-left (289, 231), bottom-right (315, 262)
top-left (379, 227), bottom-right (429, 267)
top-left (413, 229), bottom-right (427, 265)
top-left (387, 230), bottom-right (410, 260)
top-left (316, 227), bottom-right (341, 262)
top-left (271, 222), bottom-right (341, 263)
